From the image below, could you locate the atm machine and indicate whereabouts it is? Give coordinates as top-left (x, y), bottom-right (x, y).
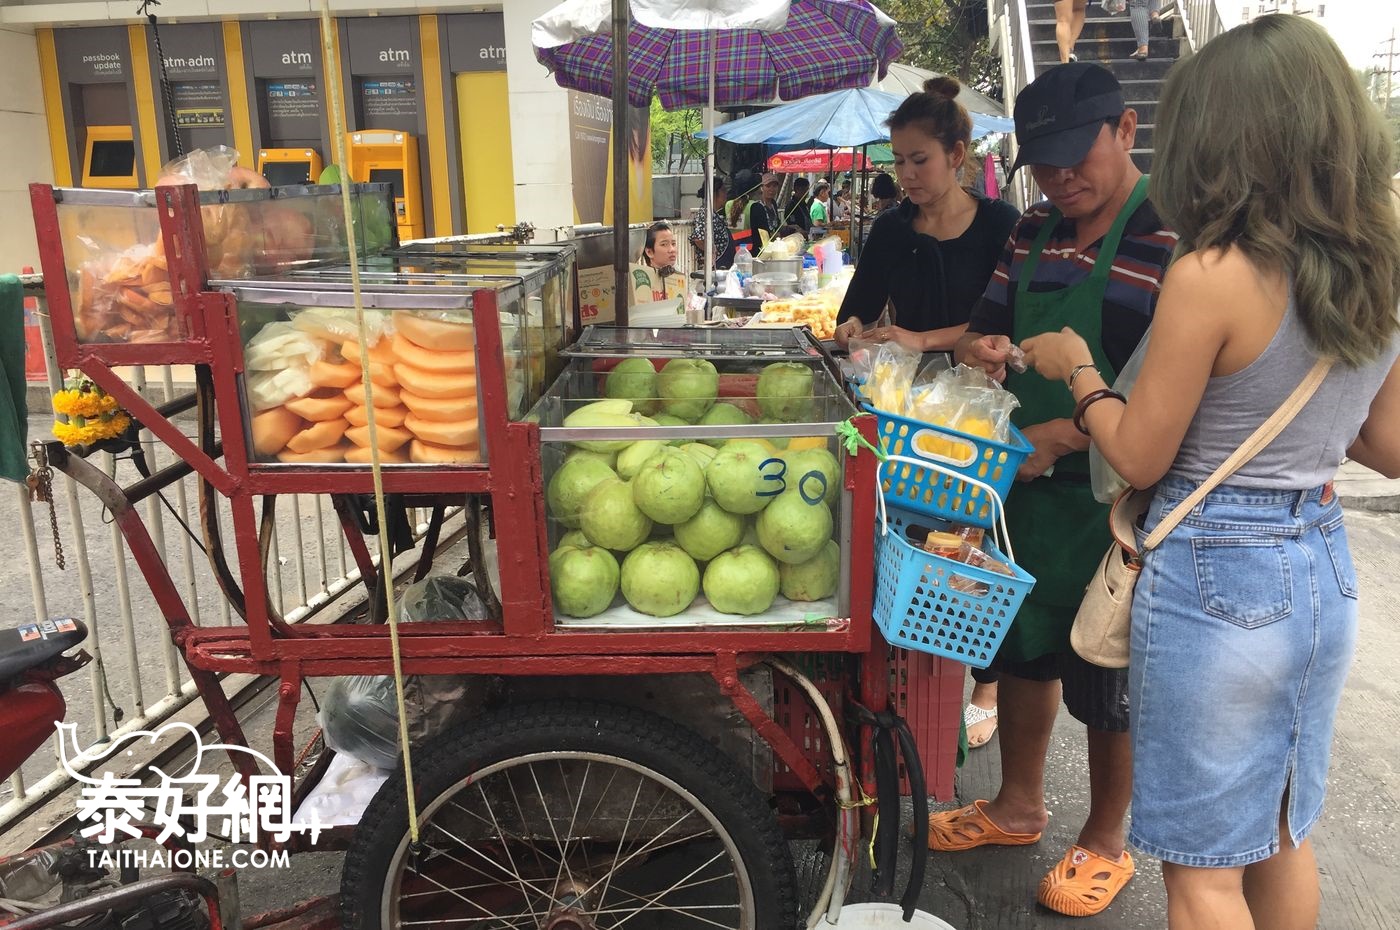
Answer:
top-left (80, 124), bottom-right (139, 190)
top-left (345, 130), bottom-right (423, 241)
top-left (258, 147), bottom-right (324, 186)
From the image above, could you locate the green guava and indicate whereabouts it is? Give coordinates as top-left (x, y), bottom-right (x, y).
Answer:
top-left (580, 477), bottom-right (652, 551)
top-left (779, 539), bottom-right (840, 601)
top-left (557, 529), bottom-right (593, 549)
top-left (549, 545), bottom-right (619, 618)
top-left (703, 545), bottom-right (780, 615)
top-left (546, 456), bottom-right (617, 529)
top-left (706, 442), bottom-right (782, 515)
top-left (658, 358), bottom-right (718, 421)
top-left (632, 449), bottom-right (706, 524)
top-left (674, 498), bottom-right (745, 562)
top-left (681, 443), bottom-right (719, 469)
top-left (757, 362), bottom-right (815, 422)
top-left (621, 541), bottom-right (700, 617)
top-left (756, 487), bottom-right (833, 564)
top-left (605, 357), bottom-right (659, 415)
top-left (616, 440), bottom-right (667, 480)
top-left (697, 402), bottom-right (753, 446)
top-left (784, 448), bottom-right (841, 508)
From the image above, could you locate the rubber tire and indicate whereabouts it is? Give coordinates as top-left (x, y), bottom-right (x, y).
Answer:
top-left (340, 700), bottom-right (798, 930)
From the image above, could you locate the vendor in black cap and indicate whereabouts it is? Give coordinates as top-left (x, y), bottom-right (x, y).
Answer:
top-left (930, 62), bottom-right (1178, 919)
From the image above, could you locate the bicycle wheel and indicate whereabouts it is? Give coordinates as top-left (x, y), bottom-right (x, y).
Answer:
top-left (341, 701), bottom-right (797, 930)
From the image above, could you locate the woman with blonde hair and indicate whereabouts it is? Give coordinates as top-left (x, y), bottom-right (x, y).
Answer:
top-left (1022, 15), bottom-right (1400, 928)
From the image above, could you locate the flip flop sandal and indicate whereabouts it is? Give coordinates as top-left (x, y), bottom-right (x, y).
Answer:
top-left (963, 703), bottom-right (998, 748)
top-left (927, 800), bottom-right (1043, 852)
top-left (1037, 845), bottom-right (1136, 917)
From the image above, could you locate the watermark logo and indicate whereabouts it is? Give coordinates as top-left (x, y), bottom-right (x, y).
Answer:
top-left (57, 722), bottom-right (323, 860)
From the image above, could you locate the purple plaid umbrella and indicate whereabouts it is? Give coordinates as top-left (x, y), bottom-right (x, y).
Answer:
top-left (534, 0), bottom-right (903, 108)
top-left (533, 0), bottom-right (903, 317)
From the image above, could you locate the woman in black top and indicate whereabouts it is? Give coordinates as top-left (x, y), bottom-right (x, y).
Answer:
top-left (835, 77), bottom-right (1020, 354)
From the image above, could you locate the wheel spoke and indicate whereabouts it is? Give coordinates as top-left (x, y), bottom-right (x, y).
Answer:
top-left (606, 849), bottom-right (731, 930)
top-left (528, 760), bottom-right (577, 893)
top-left (473, 780), bottom-right (541, 924)
top-left (594, 767), bottom-right (647, 915)
top-left (423, 823), bottom-right (560, 907)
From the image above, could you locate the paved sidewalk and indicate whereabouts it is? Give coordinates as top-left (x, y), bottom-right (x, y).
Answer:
top-left (1335, 460), bottom-right (1400, 513)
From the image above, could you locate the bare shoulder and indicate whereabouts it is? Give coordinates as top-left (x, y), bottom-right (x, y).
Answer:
top-left (1160, 248), bottom-right (1282, 324)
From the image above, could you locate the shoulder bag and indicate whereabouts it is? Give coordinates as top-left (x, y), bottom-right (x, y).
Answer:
top-left (1070, 357), bottom-right (1334, 668)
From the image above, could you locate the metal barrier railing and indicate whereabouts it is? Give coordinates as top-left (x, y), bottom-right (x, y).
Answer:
top-left (3, 282), bottom-right (459, 832)
top-left (1179, 0), bottom-right (1227, 53)
top-left (992, 0), bottom-right (1039, 209)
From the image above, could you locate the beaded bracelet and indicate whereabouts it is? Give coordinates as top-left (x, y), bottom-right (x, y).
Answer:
top-left (1072, 388), bottom-right (1126, 435)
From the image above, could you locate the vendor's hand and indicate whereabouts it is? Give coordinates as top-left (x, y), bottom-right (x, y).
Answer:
top-left (863, 325), bottom-right (926, 353)
top-left (1021, 328), bottom-right (1095, 383)
top-left (834, 317), bottom-right (863, 348)
top-left (964, 334), bottom-right (1013, 382)
top-left (1015, 420), bottom-right (1077, 482)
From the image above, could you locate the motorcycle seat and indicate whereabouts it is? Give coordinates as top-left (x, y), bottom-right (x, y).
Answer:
top-left (0, 619), bottom-right (87, 686)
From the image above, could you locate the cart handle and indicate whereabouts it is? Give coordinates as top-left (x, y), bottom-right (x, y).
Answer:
top-left (875, 453), bottom-right (1016, 564)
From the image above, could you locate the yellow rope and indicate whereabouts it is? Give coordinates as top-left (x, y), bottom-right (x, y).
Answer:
top-left (318, 0), bottom-right (420, 845)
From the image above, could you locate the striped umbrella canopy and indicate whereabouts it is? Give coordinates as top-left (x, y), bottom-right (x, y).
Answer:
top-left (532, 0), bottom-right (904, 109)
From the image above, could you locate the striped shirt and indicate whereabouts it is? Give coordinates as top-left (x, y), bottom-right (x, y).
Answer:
top-left (968, 199), bottom-right (1179, 371)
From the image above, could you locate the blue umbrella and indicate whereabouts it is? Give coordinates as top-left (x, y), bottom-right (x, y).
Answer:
top-left (701, 86), bottom-right (1013, 147)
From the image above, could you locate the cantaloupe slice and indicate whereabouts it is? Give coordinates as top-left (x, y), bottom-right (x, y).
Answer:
top-left (277, 445), bottom-right (346, 464)
top-left (409, 439), bottom-right (480, 464)
top-left (285, 417), bottom-right (350, 453)
top-left (394, 310), bottom-right (474, 351)
top-left (251, 406), bottom-right (302, 456)
top-left (344, 381), bottom-right (401, 407)
top-left (404, 413), bottom-right (479, 448)
top-left (344, 423), bottom-right (413, 452)
top-left (399, 389), bottom-right (478, 423)
top-left (340, 338), bottom-right (396, 365)
top-left (367, 360), bottom-right (398, 388)
top-left (344, 404), bottom-right (408, 428)
top-left (344, 445), bottom-right (409, 464)
top-left (284, 390), bottom-right (354, 422)
top-left (391, 332), bottom-right (476, 373)
top-left (393, 363), bottom-right (476, 399)
top-left (310, 360), bottom-right (361, 389)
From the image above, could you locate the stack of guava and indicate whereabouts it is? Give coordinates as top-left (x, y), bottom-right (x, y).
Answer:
top-left (544, 361), bottom-right (843, 619)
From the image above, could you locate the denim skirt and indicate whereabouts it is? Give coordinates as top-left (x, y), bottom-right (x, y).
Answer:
top-left (1127, 474), bottom-right (1359, 868)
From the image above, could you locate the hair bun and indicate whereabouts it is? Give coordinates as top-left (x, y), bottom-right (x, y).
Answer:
top-left (923, 76), bottom-right (962, 100)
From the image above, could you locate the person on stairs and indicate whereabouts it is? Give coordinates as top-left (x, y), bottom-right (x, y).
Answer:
top-left (940, 62), bottom-right (1178, 919)
top-left (1055, 0), bottom-right (1089, 62)
top-left (1128, 0), bottom-right (1162, 59)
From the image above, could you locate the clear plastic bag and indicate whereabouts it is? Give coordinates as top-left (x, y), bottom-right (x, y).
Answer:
top-left (867, 340), bottom-right (921, 413)
top-left (318, 575), bottom-right (490, 769)
top-left (1090, 329), bottom-right (1149, 503)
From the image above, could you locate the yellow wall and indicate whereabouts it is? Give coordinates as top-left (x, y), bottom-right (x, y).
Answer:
top-left (454, 70), bottom-right (515, 234)
top-left (126, 23), bottom-right (161, 185)
top-left (221, 22), bottom-right (254, 168)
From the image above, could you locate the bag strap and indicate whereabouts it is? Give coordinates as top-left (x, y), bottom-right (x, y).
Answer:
top-left (1140, 357), bottom-right (1334, 551)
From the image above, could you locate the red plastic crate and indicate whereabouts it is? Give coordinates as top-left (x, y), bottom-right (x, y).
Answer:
top-left (771, 650), bottom-right (962, 802)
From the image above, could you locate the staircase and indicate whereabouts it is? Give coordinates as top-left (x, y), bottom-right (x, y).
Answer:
top-left (1023, 0), bottom-right (1180, 174)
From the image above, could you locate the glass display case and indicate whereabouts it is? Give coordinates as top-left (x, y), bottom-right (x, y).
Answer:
top-left (216, 257), bottom-right (565, 466)
top-left (53, 184), bottom-right (395, 345)
top-left (530, 326), bottom-right (862, 631)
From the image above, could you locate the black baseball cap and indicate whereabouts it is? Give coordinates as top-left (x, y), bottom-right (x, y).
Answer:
top-left (1009, 63), bottom-right (1125, 175)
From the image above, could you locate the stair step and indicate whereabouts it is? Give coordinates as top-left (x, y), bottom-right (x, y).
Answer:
top-left (1031, 35), bottom-right (1179, 59)
top-left (1029, 18), bottom-right (1172, 42)
top-left (1035, 53), bottom-right (1178, 81)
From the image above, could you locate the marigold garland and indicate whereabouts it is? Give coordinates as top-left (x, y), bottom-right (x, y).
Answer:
top-left (51, 377), bottom-right (131, 447)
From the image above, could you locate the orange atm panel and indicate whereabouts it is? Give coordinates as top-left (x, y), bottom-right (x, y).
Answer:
top-left (258, 148), bottom-right (324, 186)
top-left (81, 125), bottom-right (138, 190)
top-left (345, 130), bottom-right (423, 241)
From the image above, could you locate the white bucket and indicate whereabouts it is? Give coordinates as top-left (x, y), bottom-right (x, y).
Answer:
top-left (827, 904), bottom-right (960, 929)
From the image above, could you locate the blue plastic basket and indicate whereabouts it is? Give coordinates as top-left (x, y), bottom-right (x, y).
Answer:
top-left (872, 455), bottom-right (1036, 668)
top-left (864, 403), bottom-right (1032, 529)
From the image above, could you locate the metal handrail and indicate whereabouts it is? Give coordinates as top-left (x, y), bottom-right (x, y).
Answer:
top-left (991, 0), bottom-right (1038, 208)
top-left (1179, 0), bottom-right (1228, 53)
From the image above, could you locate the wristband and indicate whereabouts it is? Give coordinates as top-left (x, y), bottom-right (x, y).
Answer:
top-left (1073, 388), bottom-right (1126, 435)
top-left (1068, 363), bottom-right (1098, 392)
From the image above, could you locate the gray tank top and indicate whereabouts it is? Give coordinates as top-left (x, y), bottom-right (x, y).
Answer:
top-left (1168, 296), bottom-right (1399, 490)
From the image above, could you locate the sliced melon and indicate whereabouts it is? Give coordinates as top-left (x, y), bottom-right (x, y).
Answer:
top-left (409, 439), bottom-right (481, 464)
top-left (284, 390), bottom-right (354, 422)
top-left (391, 332), bottom-right (476, 373)
top-left (250, 406), bottom-right (302, 456)
top-left (284, 417), bottom-right (350, 453)
top-left (344, 404), bottom-right (408, 428)
top-left (404, 413), bottom-right (479, 448)
top-left (393, 363), bottom-right (477, 399)
top-left (344, 445), bottom-right (409, 464)
top-left (399, 389), bottom-right (479, 423)
top-left (309, 360), bottom-right (361, 389)
top-left (394, 310), bottom-right (474, 351)
top-left (367, 360), bottom-right (398, 388)
top-left (277, 445), bottom-right (346, 464)
top-left (340, 338), bottom-right (396, 365)
top-left (344, 381), bottom-right (401, 408)
top-left (344, 423), bottom-right (413, 452)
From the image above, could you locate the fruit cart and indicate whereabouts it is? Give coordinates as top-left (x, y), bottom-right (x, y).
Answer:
top-left (27, 181), bottom-right (964, 930)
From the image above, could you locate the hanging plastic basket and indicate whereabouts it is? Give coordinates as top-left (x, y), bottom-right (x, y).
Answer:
top-left (873, 455), bottom-right (1036, 668)
top-left (864, 401), bottom-right (1032, 529)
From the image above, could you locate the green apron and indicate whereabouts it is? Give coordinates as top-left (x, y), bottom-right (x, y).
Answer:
top-left (997, 177), bottom-right (1150, 662)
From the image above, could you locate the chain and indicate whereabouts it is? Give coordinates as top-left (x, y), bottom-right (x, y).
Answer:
top-left (29, 443), bottom-right (65, 570)
top-left (139, 1), bottom-right (183, 158)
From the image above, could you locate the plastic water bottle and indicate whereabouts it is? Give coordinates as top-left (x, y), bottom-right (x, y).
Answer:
top-left (734, 244), bottom-right (753, 278)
